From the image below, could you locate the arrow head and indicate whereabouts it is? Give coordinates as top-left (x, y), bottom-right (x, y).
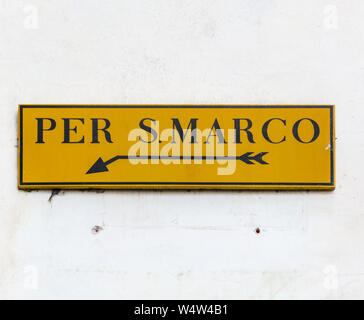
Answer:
top-left (86, 157), bottom-right (109, 174)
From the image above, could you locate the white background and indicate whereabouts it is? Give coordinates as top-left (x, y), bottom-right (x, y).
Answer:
top-left (0, 0), bottom-right (363, 299)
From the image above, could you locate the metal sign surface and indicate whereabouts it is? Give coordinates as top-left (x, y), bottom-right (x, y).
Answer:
top-left (18, 105), bottom-right (335, 190)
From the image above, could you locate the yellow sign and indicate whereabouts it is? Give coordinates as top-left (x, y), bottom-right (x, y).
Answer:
top-left (18, 105), bottom-right (335, 190)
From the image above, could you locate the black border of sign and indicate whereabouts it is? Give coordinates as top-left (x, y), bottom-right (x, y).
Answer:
top-left (18, 105), bottom-right (335, 187)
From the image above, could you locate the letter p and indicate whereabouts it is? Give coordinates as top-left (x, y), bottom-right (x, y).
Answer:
top-left (36, 118), bottom-right (56, 143)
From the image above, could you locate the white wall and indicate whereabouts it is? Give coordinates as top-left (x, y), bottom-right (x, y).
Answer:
top-left (1, 0), bottom-right (363, 299)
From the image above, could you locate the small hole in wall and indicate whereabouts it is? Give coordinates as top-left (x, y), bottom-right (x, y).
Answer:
top-left (255, 227), bottom-right (261, 234)
top-left (92, 226), bottom-right (103, 235)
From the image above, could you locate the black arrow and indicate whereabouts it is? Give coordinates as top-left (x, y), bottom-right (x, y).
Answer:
top-left (86, 152), bottom-right (268, 174)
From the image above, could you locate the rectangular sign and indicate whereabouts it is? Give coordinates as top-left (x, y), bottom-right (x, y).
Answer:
top-left (18, 105), bottom-right (335, 190)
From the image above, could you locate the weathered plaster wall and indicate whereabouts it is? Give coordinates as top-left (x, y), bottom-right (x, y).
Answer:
top-left (1, 0), bottom-right (363, 299)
